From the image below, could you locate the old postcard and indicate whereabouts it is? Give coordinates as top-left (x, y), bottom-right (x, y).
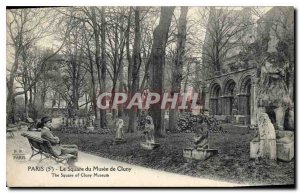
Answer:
top-left (6, 6), bottom-right (295, 187)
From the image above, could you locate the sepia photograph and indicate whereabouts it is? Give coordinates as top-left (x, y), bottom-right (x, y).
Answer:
top-left (5, 5), bottom-right (295, 187)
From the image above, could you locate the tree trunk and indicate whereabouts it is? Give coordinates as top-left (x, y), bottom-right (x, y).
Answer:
top-left (118, 61), bottom-right (124, 117)
top-left (86, 34), bottom-right (99, 120)
top-left (183, 65), bottom-right (190, 93)
top-left (126, 8), bottom-right (133, 94)
top-left (85, 94), bottom-right (88, 114)
top-left (111, 24), bottom-right (120, 119)
top-left (6, 47), bottom-right (20, 124)
top-left (24, 91), bottom-right (29, 118)
top-left (149, 7), bottom-right (175, 137)
top-left (33, 76), bottom-right (37, 105)
top-left (51, 92), bottom-right (56, 116)
top-left (58, 94), bottom-right (61, 109)
top-left (40, 81), bottom-right (47, 110)
top-left (169, 7), bottom-right (188, 132)
top-left (91, 7), bottom-right (106, 128)
top-left (128, 7), bottom-right (141, 133)
top-left (125, 8), bottom-right (133, 117)
top-left (111, 76), bottom-right (118, 119)
top-left (100, 7), bottom-right (107, 128)
top-left (71, 58), bottom-right (80, 116)
top-left (28, 71), bottom-right (33, 106)
top-left (7, 88), bottom-right (16, 124)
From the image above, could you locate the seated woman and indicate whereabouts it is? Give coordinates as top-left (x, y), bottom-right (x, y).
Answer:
top-left (40, 116), bottom-right (78, 164)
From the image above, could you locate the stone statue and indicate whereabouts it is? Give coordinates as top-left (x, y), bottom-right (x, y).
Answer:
top-left (89, 118), bottom-right (93, 127)
top-left (143, 115), bottom-right (155, 144)
top-left (182, 119), bottom-right (217, 161)
top-left (257, 51), bottom-right (291, 130)
top-left (140, 115), bottom-right (159, 150)
top-left (115, 118), bottom-right (125, 140)
top-left (86, 116), bottom-right (95, 131)
top-left (194, 122), bottom-right (209, 149)
top-left (251, 113), bottom-right (276, 160)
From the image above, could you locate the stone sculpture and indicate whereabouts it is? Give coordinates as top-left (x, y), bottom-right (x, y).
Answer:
top-left (250, 113), bottom-right (276, 160)
top-left (144, 115), bottom-right (155, 144)
top-left (140, 115), bottom-right (159, 150)
top-left (183, 121), bottom-right (217, 161)
top-left (194, 122), bottom-right (209, 149)
top-left (113, 117), bottom-right (126, 144)
top-left (257, 51), bottom-right (291, 130)
top-left (115, 118), bottom-right (125, 140)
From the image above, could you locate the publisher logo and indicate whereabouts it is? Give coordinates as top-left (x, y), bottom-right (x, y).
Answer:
top-left (12, 149), bottom-right (26, 161)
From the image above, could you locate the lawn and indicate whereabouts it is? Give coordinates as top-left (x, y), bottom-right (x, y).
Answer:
top-left (54, 124), bottom-right (294, 186)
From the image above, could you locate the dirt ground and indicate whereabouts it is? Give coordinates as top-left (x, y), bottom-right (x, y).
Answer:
top-left (7, 129), bottom-right (243, 187)
top-left (53, 124), bottom-right (294, 186)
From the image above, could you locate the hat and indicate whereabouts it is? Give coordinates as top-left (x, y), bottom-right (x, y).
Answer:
top-left (41, 116), bottom-right (52, 124)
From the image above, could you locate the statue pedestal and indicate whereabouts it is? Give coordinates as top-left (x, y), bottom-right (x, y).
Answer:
top-left (183, 148), bottom-right (218, 161)
top-left (140, 142), bottom-right (160, 150)
top-left (250, 113), bottom-right (277, 160)
top-left (250, 140), bottom-right (260, 159)
top-left (250, 130), bottom-right (294, 161)
top-left (86, 126), bottom-right (94, 131)
top-left (236, 115), bottom-right (247, 125)
top-left (113, 138), bottom-right (126, 145)
top-left (277, 142), bottom-right (294, 162)
top-left (276, 130), bottom-right (294, 162)
top-left (249, 139), bottom-right (277, 160)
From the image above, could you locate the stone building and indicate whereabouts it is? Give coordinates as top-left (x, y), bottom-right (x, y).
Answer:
top-left (201, 7), bottom-right (255, 76)
top-left (203, 7), bottom-right (294, 126)
top-left (205, 67), bottom-right (257, 125)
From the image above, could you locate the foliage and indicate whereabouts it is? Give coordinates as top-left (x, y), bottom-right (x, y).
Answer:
top-left (174, 112), bottom-right (226, 134)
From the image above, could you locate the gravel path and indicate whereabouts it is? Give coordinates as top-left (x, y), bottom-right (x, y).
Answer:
top-left (6, 129), bottom-right (244, 187)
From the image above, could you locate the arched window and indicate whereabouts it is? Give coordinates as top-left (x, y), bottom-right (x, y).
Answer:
top-left (209, 83), bottom-right (221, 115)
top-left (223, 79), bottom-right (237, 115)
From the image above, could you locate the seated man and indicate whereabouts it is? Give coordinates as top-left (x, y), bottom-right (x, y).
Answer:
top-left (40, 116), bottom-right (78, 164)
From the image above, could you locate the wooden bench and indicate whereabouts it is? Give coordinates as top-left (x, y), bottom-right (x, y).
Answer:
top-left (6, 128), bottom-right (16, 137)
top-left (21, 133), bottom-right (76, 164)
top-left (26, 118), bottom-right (36, 131)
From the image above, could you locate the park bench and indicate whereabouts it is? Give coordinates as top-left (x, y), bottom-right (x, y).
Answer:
top-left (21, 133), bottom-right (76, 164)
top-left (6, 127), bottom-right (16, 137)
top-left (6, 123), bottom-right (21, 137)
top-left (26, 118), bottom-right (36, 131)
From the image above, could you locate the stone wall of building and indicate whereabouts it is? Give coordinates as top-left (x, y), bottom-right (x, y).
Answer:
top-left (203, 7), bottom-right (294, 127)
top-left (205, 68), bottom-right (257, 124)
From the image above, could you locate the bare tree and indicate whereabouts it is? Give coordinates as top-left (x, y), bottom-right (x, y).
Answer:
top-left (6, 8), bottom-right (70, 123)
top-left (128, 7), bottom-right (141, 133)
top-left (99, 7), bottom-right (107, 128)
top-left (105, 7), bottom-right (127, 119)
top-left (168, 7), bottom-right (188, 132)
top-left (80, 7), bottom-right (108, 127)
top-left (59, 20), bottom-right (88, 117)
top-left (200, 7), bottom-right (254, 73)
top-left (149, 7), bottom-right (175, 137)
